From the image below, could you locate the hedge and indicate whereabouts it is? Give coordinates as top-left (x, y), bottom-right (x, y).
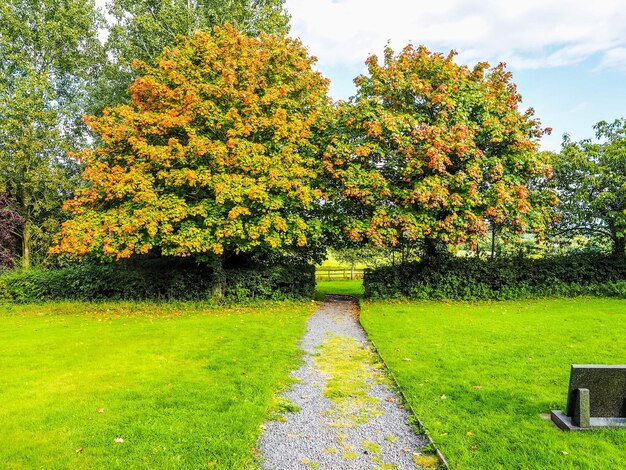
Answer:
top-left (0, 260), bottom-right (315, 303)
top-left (363, 254), bottom-right (626, 300)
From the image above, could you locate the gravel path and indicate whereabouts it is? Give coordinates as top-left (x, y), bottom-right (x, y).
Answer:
top-left (258, 296), bottom-right (430, 469)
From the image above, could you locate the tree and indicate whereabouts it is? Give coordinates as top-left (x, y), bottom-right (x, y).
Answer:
top-left (0, 76), bottom-right (75, 268)
top-left (0, 193), bottom-right (24, 268)
top-left (550, 119), bottom-right (626, 257)
top-left (323, 45), bottom-right (557, 257)
top-left (52, 26), bottom-right (331, 266)
top-left (95, 0), bottom-right (290, 112)
top-left (330, 245), bottom-right (387, 279)
top-left (0, 0), bottom-right (104, 268)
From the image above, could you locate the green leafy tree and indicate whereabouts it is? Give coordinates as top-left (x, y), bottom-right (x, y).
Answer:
top-left (323, 45), bottom-right (557, 258)
top-left (0, 0), bottom-right (104, 268)
top-left (53, 27), bottom-right (331, 267)
top-left (95, 0), bottom-right (290, 112)
top-left (330, 245), bottom-right (388, 279)
top-left (550, 119), bottom-right (626, 257)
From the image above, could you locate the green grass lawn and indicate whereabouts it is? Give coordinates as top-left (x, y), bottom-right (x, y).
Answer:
top-left (361, 298), bottom-right (626, 469)
top-left (315, 279), bottom-right (363, 299)
top-left (0, 301), bottom-right (315, 469)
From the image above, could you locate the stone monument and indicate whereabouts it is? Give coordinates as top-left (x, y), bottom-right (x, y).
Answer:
top-left (551, 364), bottom-right (626, 431)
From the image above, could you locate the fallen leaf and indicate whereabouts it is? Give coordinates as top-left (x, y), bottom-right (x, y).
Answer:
top-left (96, 408), bottom-right (104, 413)
top-left (114, 437), bottom-right (124, 444)
top-left (299, 457), bottom-right (311, 464)
top-left (561, 451), bottom-right (569, 456)
top-left (75, 448), bottom-right (84, 454)
top-left (440, 395), bottom-right (447, 400)
top-left (403, 357), bottom-right (412, 361)
top-left (472, 385), bottom-right (482, 390)
top-left (470, 445), bottom-right (478, 451)
top-left (466, 431), bottom-right (474, 437)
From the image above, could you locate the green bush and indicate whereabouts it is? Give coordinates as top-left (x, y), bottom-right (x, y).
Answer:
top-left (363, 254), bottom-right (626, 300)
top-left (0, 259), bottom-right (314, 303)
top-left (225, 264), bottom-right (315, 302)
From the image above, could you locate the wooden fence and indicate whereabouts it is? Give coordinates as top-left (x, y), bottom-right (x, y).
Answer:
top-left (315, 267), bottom-right (365, 280)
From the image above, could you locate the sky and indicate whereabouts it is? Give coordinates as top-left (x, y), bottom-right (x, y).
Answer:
top-left (285, 0), bottom-right (626, 151)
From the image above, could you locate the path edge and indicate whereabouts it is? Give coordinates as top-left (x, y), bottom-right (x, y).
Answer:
top-left (339, 295), bottom-right (450, 470)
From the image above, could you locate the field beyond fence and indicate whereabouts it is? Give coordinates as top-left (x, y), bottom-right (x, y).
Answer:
top-left (315, 267), bottom-right (365, 281)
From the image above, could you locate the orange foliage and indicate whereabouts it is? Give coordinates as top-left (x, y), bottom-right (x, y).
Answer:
top-left (52, 26), bottom-right (330, 261)
top-left (324, 45), bottom-right (558, 248)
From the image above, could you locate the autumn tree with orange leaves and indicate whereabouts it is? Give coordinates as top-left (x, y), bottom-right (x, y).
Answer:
top-left (52, 26), bottom-right (330, 264)
top-left (323, 45), bottom-right (558, 258)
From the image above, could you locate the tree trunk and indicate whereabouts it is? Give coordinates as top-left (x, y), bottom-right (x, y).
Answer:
top-left (613, 236), bottom-right (625, 258)
top-left (491, 228), bottom-right (496, 258)
top-left (211, 257), bottom-right (226, 299)
top-left (351, 263), bottom-right (355, 280)
top-left (21, 222), bottom-right (32, 269)
top-left (423, 237), bottom-right (438, 260)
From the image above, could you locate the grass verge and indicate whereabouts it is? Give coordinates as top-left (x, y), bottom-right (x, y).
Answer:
top-left (0, 301), bottom-right (314, 469)
top-left (361, 298), bottom-right (626, 469)
top-left (315, 280), bottom-right (363, 299)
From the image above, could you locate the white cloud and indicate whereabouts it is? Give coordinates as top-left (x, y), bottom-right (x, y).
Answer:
top-left (286, 0), bottom-right (626, 71)
top-left (597, 47), bottom-right (626, 70)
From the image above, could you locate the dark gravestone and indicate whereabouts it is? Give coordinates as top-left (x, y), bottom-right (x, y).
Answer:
top-left (551, 365), bottom-right (626, 431)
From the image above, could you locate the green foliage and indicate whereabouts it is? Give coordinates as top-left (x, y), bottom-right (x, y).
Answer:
top-left (0, 260), bottom-right (209, 302)
top-left (323, 44), bottom-right (556, 252)
top-left (363, 254), bottom-right (626, 300)
top-left (0, 0), bottom-right (104, 268)
top-left (330, 246), bottom-right (388, 268)
top-left (550, 119), bottom-right (626, 256)
top-left (0, 0), bottom-right (104, 121)
top-left (0, 260), bottom-right (314, 302)
top-left (0, 72), bottom-right (76, 268)
top-left (97, 0), bottom-right (290, 111)
top-left (54, 27), bottom-right (330, 264)
top-left (224, 263), bottom-right (315, 302)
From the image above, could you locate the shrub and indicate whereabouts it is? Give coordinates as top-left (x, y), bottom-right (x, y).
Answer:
top-left (363, 254), bottom-right (626, 300)
top-left (0, 259), bottom-right (314, 303)
top-left (225, 264), bottom-right (315, 302)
